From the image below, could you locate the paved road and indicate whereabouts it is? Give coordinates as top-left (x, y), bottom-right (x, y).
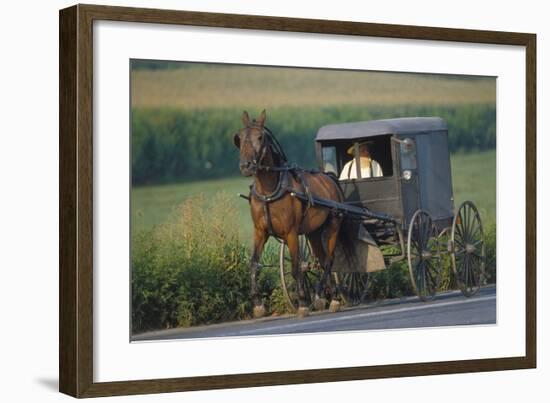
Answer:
top-left (133, 285), bottom-right (496, 341)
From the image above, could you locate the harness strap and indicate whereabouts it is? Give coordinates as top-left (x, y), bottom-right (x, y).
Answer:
top-left (250, 171), bottom-right (288, 203)
top-left (250, 171), bottom-right (289, 238)
top-left (250, 169), bottom-right (318, 237)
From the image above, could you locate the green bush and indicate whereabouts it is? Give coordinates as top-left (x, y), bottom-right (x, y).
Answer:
top-left (131, 105), bottom-right (496, 185)
top-left (484, 223), bottom-right (497, 284)
top-left (131, 193), bottom-right (274, 333)
top-left (368, 262), bottom-right (414, 300)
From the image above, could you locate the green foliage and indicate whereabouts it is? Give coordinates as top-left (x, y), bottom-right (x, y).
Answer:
top-left (484, 223), bottom-right (497, 284)
top-left (268, 287), bottom-right (292, 316)
top-left (368, 262), bottom-right (414, 300)
top-left (131, 193), bottom-right (279, 333)
top-left (131, 105), bottom-right (496, 185)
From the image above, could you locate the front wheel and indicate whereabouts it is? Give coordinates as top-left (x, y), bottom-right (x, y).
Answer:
top-left (279, 236), bottom-right (320, 312)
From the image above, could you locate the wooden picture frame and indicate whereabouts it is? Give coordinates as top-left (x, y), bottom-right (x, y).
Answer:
top-left (59, 3), bottom-right (536, 398)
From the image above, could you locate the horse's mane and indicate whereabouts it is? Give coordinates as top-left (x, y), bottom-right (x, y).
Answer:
top-left (263, 126), bottom-right (288, 167)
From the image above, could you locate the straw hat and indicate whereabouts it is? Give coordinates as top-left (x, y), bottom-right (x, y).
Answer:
top-left (346, 140), bottom-right (375, 156)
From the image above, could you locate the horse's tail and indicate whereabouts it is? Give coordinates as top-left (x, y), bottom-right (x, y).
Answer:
top-left (336, 216), bottom-right (358, 268)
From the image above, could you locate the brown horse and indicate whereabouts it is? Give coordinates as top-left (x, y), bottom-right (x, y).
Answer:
top-left (233, 110), bottom-right (346, 318)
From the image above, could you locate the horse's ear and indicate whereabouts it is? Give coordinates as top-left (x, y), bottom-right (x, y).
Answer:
top-left (241, 111), bottom-right (250, 127)
top-left (233, 133), bottom-right (240, 149)
top-left (257, 109), bottom-right (266, 127)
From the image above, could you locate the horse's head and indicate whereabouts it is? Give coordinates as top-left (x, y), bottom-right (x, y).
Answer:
top-left (233, 110), bottom-right (268, 176)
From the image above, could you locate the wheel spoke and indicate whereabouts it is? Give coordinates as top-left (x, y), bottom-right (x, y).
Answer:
top-left (417, 260), bottom-right (426, 293)
top-left (472, 252), bottom-right (484, 261)
top-left (470, 261), bottom-right (480, 288)
top-left (467, 255), bottom-right (477, 290)
top-left (425, 262), bottom-right (432, 294)
top-left (455, 223), bottom-right (464, 241)
top-left (458, 210), bottom-right (466, 239)
top-left (338, 272), bottom-right (369, 305)
top-left (466, 209), bottom-right (473, 242)
top-left (468, 255), bottom-right (475, 287)
top-left (469, 223), bottom-right (481, 241)
top-left (411, 238), bottom-right (422, 253)
top-left (461, 254), bottom-right (468, 285)
top-left (425, 260), bottom-right (434, 290)
top-left (423, 218), bottom-right (432, 247)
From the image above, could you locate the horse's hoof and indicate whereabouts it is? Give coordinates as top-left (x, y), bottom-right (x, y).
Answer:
top-left (253, 305), bottom-right (266, 318)
top-left (297, 307), bottom-right (310, 318)
top-left (313, 297), bottom-right (327, 311)
top-left (329, 300), bottom-right (341, 313)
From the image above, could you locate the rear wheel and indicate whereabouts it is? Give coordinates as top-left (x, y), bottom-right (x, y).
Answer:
top-left (451, 201), bottom-right (485, 297)
top-left (334, 272), bottom-right (369, 306)
top-left (407, 210), bottom-right (442, 301)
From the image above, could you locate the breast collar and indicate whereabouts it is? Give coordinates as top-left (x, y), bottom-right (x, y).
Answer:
top-left (250, 170), bottom-right (290, 203)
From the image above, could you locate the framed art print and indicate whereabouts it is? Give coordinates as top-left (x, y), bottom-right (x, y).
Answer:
top-left (59, 4), bottom-right (536, 398)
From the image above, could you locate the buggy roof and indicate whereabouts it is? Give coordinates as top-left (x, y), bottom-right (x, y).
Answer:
top-left (315, 117), bottom-right (447, 141)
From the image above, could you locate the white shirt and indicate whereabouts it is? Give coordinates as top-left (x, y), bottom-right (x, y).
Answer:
top-left (339, 157), bottom-right (383, 180)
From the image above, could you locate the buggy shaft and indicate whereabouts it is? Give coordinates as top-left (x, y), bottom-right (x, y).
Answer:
top-left (289, 191), bottom-right (396, 223)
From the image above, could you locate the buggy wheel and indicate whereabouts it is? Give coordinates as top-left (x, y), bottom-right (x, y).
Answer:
top-left (334, 272), bottom-right (369, 306)
top-left (407, 210), bottom-right (442, 301)
top-left (279, 235), bottom-right (320, 312)
top-left (451, 201), bottom-right (485, 297)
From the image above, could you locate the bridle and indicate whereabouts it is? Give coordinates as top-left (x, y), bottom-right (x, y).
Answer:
top-left (237, 122), bottom-right (319, 238)
top-left (238, 123), bottom-right (289, 174)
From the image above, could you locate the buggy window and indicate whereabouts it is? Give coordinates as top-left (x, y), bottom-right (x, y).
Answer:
top-left (338, 135), bottom-right (394, 180)
top-left (400, 138), bottom-right (417, 170)
top-left (321, 146), bottom-right (338, 175)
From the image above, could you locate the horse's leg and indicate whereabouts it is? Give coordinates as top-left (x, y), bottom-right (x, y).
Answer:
top-left (307, 230), bottom-right (329, 311)
top-left (286, 231), bottom-right (309, 317)
top-left (324, 214), bottom-right (343, 312)
top-left (250, 228), bottom-right (268, 318)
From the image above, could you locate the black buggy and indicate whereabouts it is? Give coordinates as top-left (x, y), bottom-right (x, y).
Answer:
top-left (279, 117), bottom-right (486, 310)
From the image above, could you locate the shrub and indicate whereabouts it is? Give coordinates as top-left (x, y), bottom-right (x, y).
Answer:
top-left (484, 223), bottom-right (497, 284)
top-left (132, 193), bottom-right (255, 333)
top-left (368, 262), bottom-right (414, 300)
